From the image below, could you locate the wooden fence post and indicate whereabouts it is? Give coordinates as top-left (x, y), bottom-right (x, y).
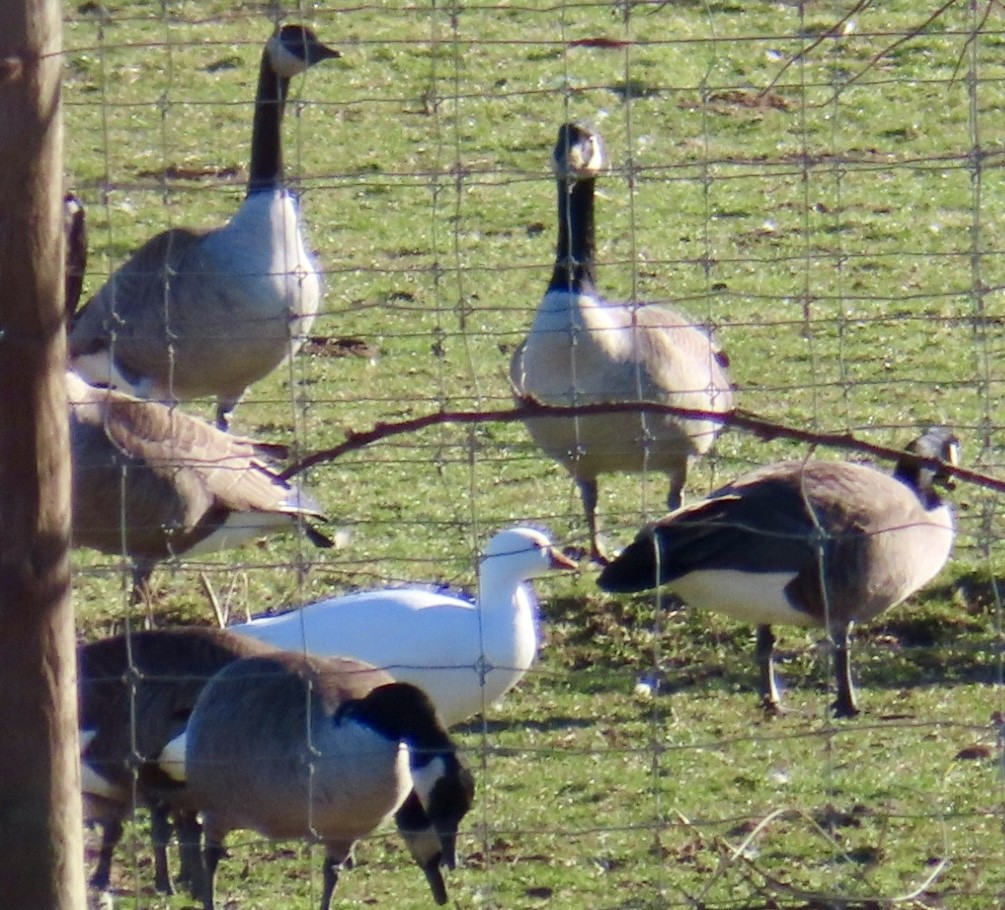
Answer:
top-left (0, 1), bottom-right (84, 908)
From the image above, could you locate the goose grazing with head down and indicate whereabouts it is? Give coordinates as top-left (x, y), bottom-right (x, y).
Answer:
top-left (598, 427), bottom-right (959, 717)
top-left (67, 371), bottom-right (332, 603)
top-left (78, 628), bottom-right (275, 897)
top-left (79, 629), bottom-right (459, 906)
top-left (68, 24), bottom-right (339, 429)
top-left (510, 122), bottom-right (734, 564)
top-left (161, 651), bottom-right (474, 910)
top-left (231, 527), bottom-right (578, 726)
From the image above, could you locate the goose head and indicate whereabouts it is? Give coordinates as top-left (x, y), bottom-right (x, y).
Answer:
top-left (410, 752), bottom-right (475, 873)
top-left (266, 23), bottom-right (340, 79)
top-left (394, 791), bottom-right (450, 905)
top-left (478, 527), bottom-right (578, 593)
top-left (895, 426), bottom-right (960, 499)
top-left (343, 682), bottom-right (475, 873)
top-left (553, 122), bottom-right (606, 183)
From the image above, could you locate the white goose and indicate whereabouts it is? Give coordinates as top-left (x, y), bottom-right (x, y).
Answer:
top-left (511, 122), bottom-right (734, 562)
top-left (69, 24), bottom-right (339, 429)
top-left (232, 527), bottom-right (578, 725)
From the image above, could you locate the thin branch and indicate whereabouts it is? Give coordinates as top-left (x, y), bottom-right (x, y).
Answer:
top-left (759, 0), bottom-right (873, 99)
top-left (821, 0), bottom-right (962, 106)
top-left (280, 399), bottom-right (1002, 494)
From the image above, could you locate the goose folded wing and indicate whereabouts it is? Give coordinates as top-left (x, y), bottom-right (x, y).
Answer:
top-left (601, 476), bottom-right (849, 592)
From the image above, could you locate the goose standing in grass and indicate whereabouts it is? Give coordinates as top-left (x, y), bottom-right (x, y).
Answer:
top-left (68, 24), bottom-right (339, 429)
top-left (597, 427), bottom-right (959, 717)
top-left (80, 629), bottom-right (463, 906)
top-left (78, 629), bottom-right (274, 896)
top-left (510, 122), bottom-right (734, 563)
top-left (68, 371), bottom-right (332, 604)
top-left (232, 527), bottom-right (578, 725)
top-left (159, 651), bottom-right (475, 910)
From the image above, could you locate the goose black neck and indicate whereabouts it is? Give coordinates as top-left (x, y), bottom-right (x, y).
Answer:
top-left (337, 683), bottom-right (454, 752)
top-left (548, 176), bottom-right (598, 294)
top-left (247, 51), bottom-right (291, 196)
top-left (893, 458), bottom-right (939, 508)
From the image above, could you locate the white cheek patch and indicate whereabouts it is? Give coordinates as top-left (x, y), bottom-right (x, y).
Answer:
top-left (157, 731), bottom-right (188, 782)
top-left (79, 728), bottom-right (97, 754)
top-left (266, 36), bottom-right (308, 79)
top-left (80, 762), bottom-right (127, 801)
top-left (411, 755), bottom-right (448, 806)
top-left (573, 138), bottom-right (604, 175)
top-left (70, 352), bottom-right (150, 398)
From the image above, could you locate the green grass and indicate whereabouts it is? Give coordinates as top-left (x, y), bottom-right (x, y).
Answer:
top-left (64, 1), bottom-right (1005, 907)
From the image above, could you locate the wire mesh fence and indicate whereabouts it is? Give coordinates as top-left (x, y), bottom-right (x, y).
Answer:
top-left (64, 1), bottom-right (1004, 907)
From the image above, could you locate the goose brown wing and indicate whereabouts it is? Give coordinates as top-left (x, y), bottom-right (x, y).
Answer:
top-left (598, 465), bottom-right (872, 593)
top-left (101, 396), bottom-right (302, 513)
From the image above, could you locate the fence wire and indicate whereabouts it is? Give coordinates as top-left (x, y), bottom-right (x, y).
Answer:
top-left (65, 2), bottom-right (1004, 908)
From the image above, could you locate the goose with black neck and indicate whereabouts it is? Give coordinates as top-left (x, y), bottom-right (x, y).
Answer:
top-left (69, 24), bottom-right (339, 429)
top-left (511, 122), bottom-right (734, 563)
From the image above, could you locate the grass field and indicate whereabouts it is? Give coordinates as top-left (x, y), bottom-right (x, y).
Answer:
top-left (64, 1), bottom-right (1005, 907)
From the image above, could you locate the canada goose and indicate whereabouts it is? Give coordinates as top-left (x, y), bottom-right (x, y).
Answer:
top-left (232, 527), bottom-right (578, 725)
top-left (79, 629), bottom-right (459, 905)
top-left (64, 192), bottom-right (87, 317)
top-left (597, 427), bottom-right (959, 717)
top-left (68, 25), bottom-right (339, 429)
top-left (163, 651), bottom-right (475, 910)
top-left (78, 628), bottom-right (275, 895)
top-left (510, 122), bottom-right (734, 563)
top-left (67, 371), bottom-right (332, 603)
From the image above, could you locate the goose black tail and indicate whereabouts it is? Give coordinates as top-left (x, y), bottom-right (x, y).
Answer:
top-left (305, 523), bottom-right (335, 549)
top-left (596, 535), bottom-right (664, 594)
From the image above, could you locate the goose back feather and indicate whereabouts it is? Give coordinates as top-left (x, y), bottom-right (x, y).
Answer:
top-left (68, 372), bottom-right (332, 600)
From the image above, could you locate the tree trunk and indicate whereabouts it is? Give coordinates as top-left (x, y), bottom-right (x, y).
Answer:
top-left (0, 1), bottom-right (84, 908)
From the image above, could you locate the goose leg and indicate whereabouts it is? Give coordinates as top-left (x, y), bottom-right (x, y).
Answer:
top-left (174, 810), bottom-right (204, 897)
top-left (665, 462), bottom-right (687, 513)
top-left (89, 816), bottom-right (124, 891)
top-left (214, 394), bottom-right (241, 431)
top-left (831, 624), bottom-right (860, 718)
top-left (149, 804), bottom-right (175, 894)
top-left (576, 476), bottom-right (607, 564)
top-left (321, 845), bottom-right (352, 910)
top-left (755, 624), bottom-right (782, 714)
top-left (201, 838), bottom-right (226, 910)
top-left (130, 559), bottom-right (156, 623)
